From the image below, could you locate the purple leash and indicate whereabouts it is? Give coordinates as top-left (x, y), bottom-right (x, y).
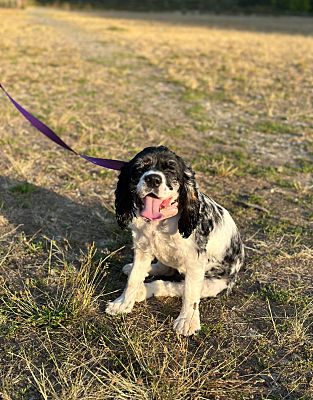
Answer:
top-left (0, 84), bottom-right (126, 171)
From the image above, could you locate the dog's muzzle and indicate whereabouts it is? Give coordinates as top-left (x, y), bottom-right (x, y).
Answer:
top-left (144, 173), bottom-right (162, 188)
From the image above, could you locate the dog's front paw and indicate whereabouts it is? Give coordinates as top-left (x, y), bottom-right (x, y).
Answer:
top-left (105, 295), bottom-right (135, 315)
top-left (173, 310), bottom-right (201, 336)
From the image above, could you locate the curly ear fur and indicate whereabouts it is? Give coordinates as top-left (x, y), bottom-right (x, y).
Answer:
top-left (178, 165), bottom-right (200, 239)
top-left (115, 164), bottom-right (135, 229)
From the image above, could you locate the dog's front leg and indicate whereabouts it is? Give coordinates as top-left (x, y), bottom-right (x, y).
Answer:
top-left (106, 249), bottom-right (153, 315)
top-left (173, 258), bottom-right (205, 336)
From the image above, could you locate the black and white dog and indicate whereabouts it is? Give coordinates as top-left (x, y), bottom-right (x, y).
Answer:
top-left (106, 146), bottom-right (244, 336)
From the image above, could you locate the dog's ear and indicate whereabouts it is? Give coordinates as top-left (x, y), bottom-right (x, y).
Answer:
top-left (115, 163), bottom-right (135, 229)
top-left (178, 165), bottom-right (200, 239)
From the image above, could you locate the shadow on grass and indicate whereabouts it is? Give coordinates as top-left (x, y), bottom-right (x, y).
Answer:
top-left (50, 8), bottom-right (313, 36)
top-left (0, 176), bottom-right (125, 247)
top-left (0, 175), bottom-right (132, 297)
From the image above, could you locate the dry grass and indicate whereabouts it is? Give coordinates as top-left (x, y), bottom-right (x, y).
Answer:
top-left (0, 7), bottom-right (312, 399)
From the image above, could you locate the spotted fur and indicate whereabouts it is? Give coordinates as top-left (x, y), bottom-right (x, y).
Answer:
top-left (106, 146), bottom-right (244, 336)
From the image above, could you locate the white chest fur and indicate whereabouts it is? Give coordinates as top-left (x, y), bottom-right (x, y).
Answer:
top-left (131, 216), bottom-right (196, 272)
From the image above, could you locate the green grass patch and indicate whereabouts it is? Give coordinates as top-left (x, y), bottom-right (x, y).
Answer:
top-left (259, 284), bottom-right (313, 308)
top-left (207, 89), bottom-right (232, 103)
top-left (181, 88), bottom-right (205, 102)
top-left (255, 214), bottom-right (305, 240)
top-left (106, 25), bottom-right (128, 32)
top-left (164, 126), bottom-right (186, 139)
top-left (293, 159), bottom-right (313, 174)
top-left (255, 120), bottom-right (297, 135)
top-left (259, 284), bottom-right (293, 304)
top-left (10, 182), bottom-right (36, 195)
top-left (185, 103), bottom-right (207, 120)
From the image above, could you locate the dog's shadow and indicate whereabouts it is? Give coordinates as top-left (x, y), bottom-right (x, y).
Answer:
top-left (0, 176), bottom-right (185, 316)
top-left (0, 176), bottom-right (117, 245)
top-left (0, 175), bottom-right (131, 294)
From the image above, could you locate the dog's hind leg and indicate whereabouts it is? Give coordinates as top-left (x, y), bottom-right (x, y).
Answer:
top-left (123, 261), bottom-right (175, 277)
top-left (200, 278), bottom-right (228, 298)
top-left (150, 261), bottom-right (176, 276)
top-left (135, 280), bottom-right (184, 302)
top-left (135, 277), bottom-right (229, 302)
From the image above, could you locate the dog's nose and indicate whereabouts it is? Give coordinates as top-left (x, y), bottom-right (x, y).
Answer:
top-left (144, 173), bottom-right (162, 188)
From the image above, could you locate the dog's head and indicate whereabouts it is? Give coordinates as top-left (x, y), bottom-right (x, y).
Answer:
top-left (115, 146), bottom-right (200, 238)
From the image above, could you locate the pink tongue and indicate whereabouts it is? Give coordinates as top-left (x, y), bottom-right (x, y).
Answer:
top-left (140, 195), bottom-right (163, 220)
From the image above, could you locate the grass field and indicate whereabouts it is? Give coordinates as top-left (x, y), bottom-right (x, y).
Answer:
top-left (0, 7), bottom-right (312, 399)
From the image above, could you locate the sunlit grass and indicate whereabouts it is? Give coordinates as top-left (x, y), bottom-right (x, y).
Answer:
top-left (0, 7), bottom-right (312, 400)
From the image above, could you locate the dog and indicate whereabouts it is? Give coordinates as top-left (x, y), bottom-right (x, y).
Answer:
top-left (105, 146), bottom-right (244, 336)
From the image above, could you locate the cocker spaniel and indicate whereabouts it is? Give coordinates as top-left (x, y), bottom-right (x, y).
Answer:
top-left (106, 146), bottom-right (244, 336)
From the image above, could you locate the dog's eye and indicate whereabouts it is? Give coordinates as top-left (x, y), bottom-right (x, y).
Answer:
top-left (133, 160), bottom-right (153, 178)
top-left (162, 160), bottom-right (177, 172)
top-left (135, 157), bottom-right (153, 170)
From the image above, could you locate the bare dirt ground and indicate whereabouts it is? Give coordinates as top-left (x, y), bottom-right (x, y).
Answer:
top-left (0, 7), bottom-right (312, 399)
